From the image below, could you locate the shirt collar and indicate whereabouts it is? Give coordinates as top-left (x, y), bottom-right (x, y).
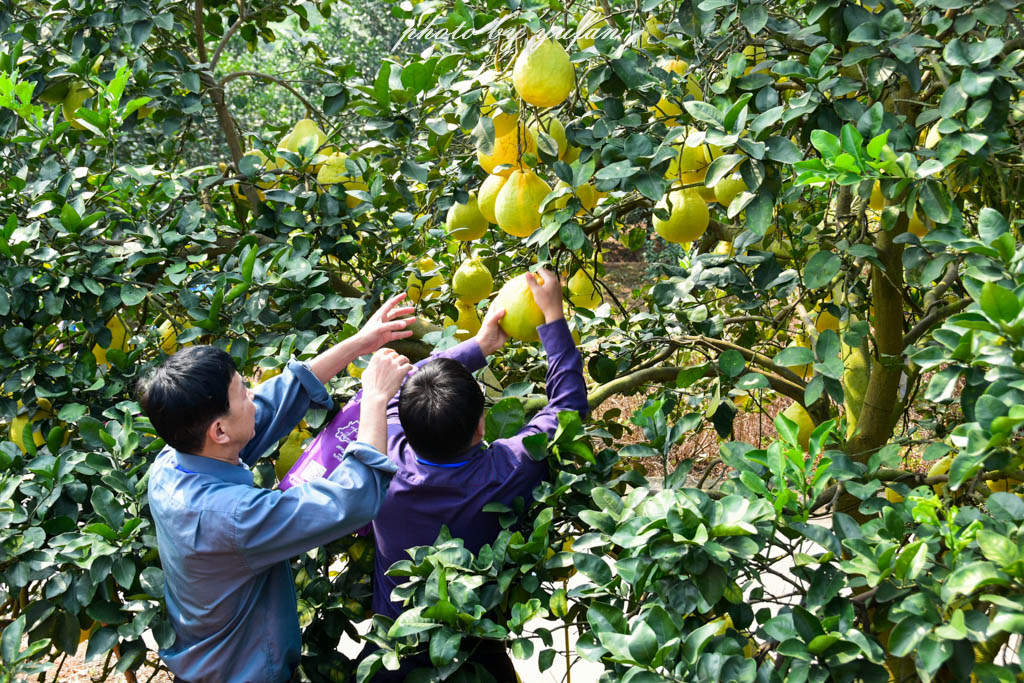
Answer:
top-left (175, 451), bottom-right (254, 486)
top-left (415, 442), bottom-right (484, 469)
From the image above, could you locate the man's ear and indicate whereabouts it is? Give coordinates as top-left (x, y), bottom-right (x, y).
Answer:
top-left (474, 413), bottom-right (486, 441)
top-left (207, 417), bottom-right (231, 447)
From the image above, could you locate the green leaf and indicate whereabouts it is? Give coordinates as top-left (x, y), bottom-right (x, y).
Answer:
top-left (804, 252), bottom-right (841, 289)
top-left (628, 620), bottom-right (659, 666)
top-left (719, 349), bottom-right (746, 377)
top-left (775, 346), bottom-right (815, 367)
top-left (887, 616), bottom-right (930, 657)
top-left (3, 326), bottom-right (32, 356)
top-left (977, 208), bottom-right (1008, 242)
top-left (140, 567), bottom-right (164, 599)
top-left (1, 615), bottom-right (24, 664)
top-left (90, 486), bottom-right (124, 530)
top-left (485, 397), bottom-right (526, 442)
top-left (811, 130), bottom-right (841, 157)
top-left (736, 373), bottom-right (770, 390)
top-left (683, 100), bottom-right (723, 126)
top-left (979, 282), bottom-right (1020, 324)
top-left (975, 530), bottom-right (1018, 568)
top-left (940, 561), bottom-right (1008, 603)
top-left (388, 607), bottom-right (440, 638)
top-left (573, 552), bottom-right (613, 586)
top-left (704, 154), bottom-right (744, 186)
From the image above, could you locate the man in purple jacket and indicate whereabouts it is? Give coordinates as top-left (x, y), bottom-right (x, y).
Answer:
top-left (365, 268), bottom-right (589, 680)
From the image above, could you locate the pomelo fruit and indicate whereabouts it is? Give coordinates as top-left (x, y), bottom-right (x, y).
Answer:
top-left (478, 174), bottom-right (508, 223)
top-left (62, 83), bottom-right (95, 130)
top-left (568, 269), bottom-right (601, 310)
top-left (276, 426), bottom-right (311, 481)
top-left (443, 301), bottom-right (482, 341)
top-left (528, 116), bottom-right (567, 158)
top-left (477, 122), bottom-right (537, 176)
top-left (494, 168), bottom-right (552, 238)
top-left (407, 257), bottom-right (443, 303)
top-left (513, 35), bottom-right (575, 108)
top-left (316, 152), bottom-right (367, 208)
top-left (576, 7), bottom-right (607, 50)
top-left (782, 402), bottom-right (815, 450)
top-left (868, 181), bottom-right (885, 211)
top-left (552, 180), bottom-right (599, 214)
top-left (277, 118), bottom-right (332, 166)
top-left (452, 258), bottom-right (493, 303)
top-left (93, 317), bottom-right (133, 366)
top-left (492, 273), bottom-right (547, 342)
top-left (713, 174), bottom-right (747, 207)
top-left (653, 189), bottom-right (709, 244)
top-left (446, 193), bottom-right (489, 241)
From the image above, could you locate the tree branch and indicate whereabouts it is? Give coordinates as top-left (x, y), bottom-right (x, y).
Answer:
top-left (219, 71), bottom-right (321, 123)
top-left (903, 297), bottom-right (971, 347)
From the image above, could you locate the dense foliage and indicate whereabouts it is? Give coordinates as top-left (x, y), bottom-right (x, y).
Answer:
top-left (1, 0), bottom-right (1022, 681)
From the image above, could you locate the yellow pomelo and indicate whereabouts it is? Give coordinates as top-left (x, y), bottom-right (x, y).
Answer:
top-left (907, 210), bottom-right (928, 238)
top-left (929, 454), bottom-right (952, 497)
top-left (782, 402), bottom-right (815, 450)
top-left (924, 123), bottom-right (942, 149)
top-left (494, 168), bottom-right (552, 238)
top-left (653, 189), bottom-right (709, 244)
top-left (443, 301), bottom-right (482, 341)
top-left (492, 273), bottom-right (547, 342)
top-left (562, 144), bottom-right (581, 164)
top-left (346, 361), bottom-right (364, 379)
top-left (552, 181), bottom-right (599, 214)
top-left (9, 401), bottom-right (48, 454)
top-left (576, 7), bottom-right (607, 50)
top-left (842, 339), bottom-right (870, 439)
top-left (477, 122), bottom-right (537, 176)
top-left (480, 93), bottom-right (518, 138)
top-left (528, 116), bottom-right (567, 158)
top-left (884, 486), bottom-right (905, 504)
top-left (93, 317), bottom-right (133, 366)
top-left (157, 319), bottom-right (188, 355)
top-left (407, 257), bottom-right (443, 303)
top-left (650, 59), bottom-right (702, 125)
top-left (38, 80), bottom-right (70, 105)
top-left (277, 118), bottom-right (333, 165)
top-left (446, 194), bottom-right (489, 241)
top-left (643, 15), bottom-right (666, 42)
top-left (815, 309), bottom-right (839, 333)
top-left (240, 149), bottom-right (278, 192)
top-left (568, 269), bottom-right (602, 310)
top-left (316, 152), bottom-right (366, 208)
top-left (452, 258), bottom-right (494, 303)
top-left (513, 35), bottom-right (575, 108)
top-left (743, 44), bottom-right (767, 65)
top-left (478, 174), bottom-right (508, 223)
top-left (868, 181), bottom-right (885, 211)
top-left (62, 83), bottom-right (95, 130)
top-left (712, 241), bottom-right (734, 257)
top-left (714, 174), bottom-right (747, 207)
top-left (276, 427), bottom-right (311, 481)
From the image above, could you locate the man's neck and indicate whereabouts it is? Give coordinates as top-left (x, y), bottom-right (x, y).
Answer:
top-left (195, 443), bottom-right (242, 465)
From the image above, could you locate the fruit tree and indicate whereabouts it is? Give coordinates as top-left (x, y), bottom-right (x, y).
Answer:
top-left (1, 0), bottom-right (1023, 681)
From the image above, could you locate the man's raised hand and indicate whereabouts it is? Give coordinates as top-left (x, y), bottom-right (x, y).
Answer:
top-left (354, 293), bottom-right (416, 355)
top-left (527, 268), bottom-right (564, 323)
top-left (362, 348), bottom-right (413, 402)
top-left (474, 306), bottom-right (508, 356)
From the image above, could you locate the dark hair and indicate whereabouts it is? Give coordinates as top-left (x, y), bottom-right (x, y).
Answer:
top-left (136, 345), bottom-right (237, 454)
top-left (398, 358), bottom-right (484, 462)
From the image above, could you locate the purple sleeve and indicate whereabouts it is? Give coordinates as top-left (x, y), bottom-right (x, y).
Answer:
top-left (490, 319), bottom-right (588, 472)
top-left (386, 338), bottom-right (488, 424)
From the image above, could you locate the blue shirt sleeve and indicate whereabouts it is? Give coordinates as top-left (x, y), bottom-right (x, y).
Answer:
top-left (231, 441), bottom-right (397, 573)
top-left (240, 359), bottom-right (334, 467)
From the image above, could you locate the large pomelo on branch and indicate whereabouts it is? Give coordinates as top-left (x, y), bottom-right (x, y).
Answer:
top-left (528, 116), bottom-right (567, 158)
top-left (478, 174), bottom-right (508, 223)
top-left (477, 122), bottom-right (536, 176)
top-left (443, 301), bottom-right (482, 341)
top-left (446, 193), bottom-right (489, 241)
top-left (407, 257), bottom-right (443, 304)
top-left (494, 167), bottom-right (552, 237)
top-left (317, 152), bottom-right (367, 208)
top-left (513, 35), bottom-right (575, 108)
top-left (492, 273), bottom-right (547, 342)
top-left (568, 269), bottom-right (602, 310)
top-left (782, 402), bottom-right (816, 450)
top-left (653, 189), bottom-right (709, 244)
top-left (452, 258), bottom-right (493, 303)
top-left (277, 118), bottom-right (333, 167)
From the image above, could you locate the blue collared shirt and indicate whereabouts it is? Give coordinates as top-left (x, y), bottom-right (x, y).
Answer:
top-left (147, 359), bottom-right (397, 683)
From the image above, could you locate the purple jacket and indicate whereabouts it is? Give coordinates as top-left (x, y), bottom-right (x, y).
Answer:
top-left (371, 319), bottom-right (588, 618)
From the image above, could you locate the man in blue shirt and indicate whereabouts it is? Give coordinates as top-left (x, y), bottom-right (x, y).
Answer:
top-left (139, 294), bottom-right (415, 683)
top-left (363, 269), bottom-right (589, 680)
